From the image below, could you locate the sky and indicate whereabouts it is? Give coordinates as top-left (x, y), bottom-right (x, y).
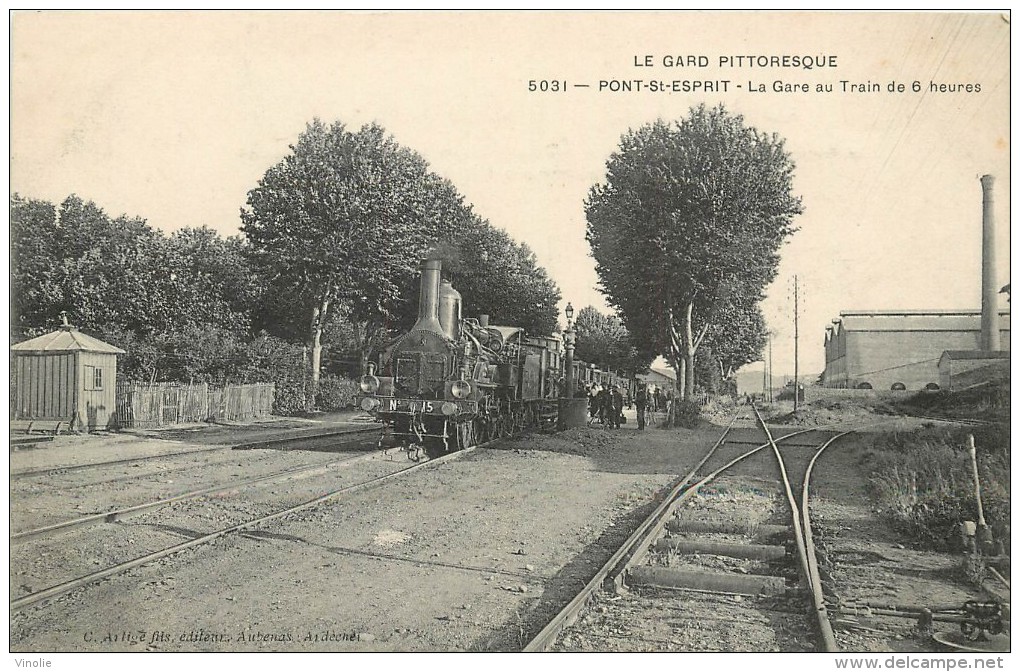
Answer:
top-left (10, 10), bottom-right (1012, 378)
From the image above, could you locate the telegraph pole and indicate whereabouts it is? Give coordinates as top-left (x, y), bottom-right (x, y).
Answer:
top-left (768, 331), bottom-right (774, 403)
top-left (793, 275), bottom-right (800, 413)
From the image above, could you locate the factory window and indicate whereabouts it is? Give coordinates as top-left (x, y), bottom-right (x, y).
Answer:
top-left (924, 383), bottom-right (941, 391)
top-left (890, 382), bottom-right (906, 391)
top-left (856, 382), bottom-right (873, 390)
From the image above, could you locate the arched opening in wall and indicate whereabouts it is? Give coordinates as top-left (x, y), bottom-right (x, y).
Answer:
top-left (856, 382), bottom-right (873, 390)
top-left (924, 383), bottom-right (940, 391)
top-left (890, 382), bottom-right (906, 391)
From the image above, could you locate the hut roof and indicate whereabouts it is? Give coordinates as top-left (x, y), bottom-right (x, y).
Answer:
top-left (938, 350), bottom-right (1010, 364)
top-left (11, 326), bottom-right (125, 355)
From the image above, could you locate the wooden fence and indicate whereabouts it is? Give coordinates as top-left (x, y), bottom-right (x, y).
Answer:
top-left (114, 382), bottom-right (275, 428)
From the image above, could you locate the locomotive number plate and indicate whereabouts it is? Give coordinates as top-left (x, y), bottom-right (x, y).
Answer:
top-left (376, 398), bottom-right (476, 414)
top-left (387, 398), bottom-right (437, 413)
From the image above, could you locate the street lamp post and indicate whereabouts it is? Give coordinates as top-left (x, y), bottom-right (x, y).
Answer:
top-left (563, 302), bottom-right (575, 398)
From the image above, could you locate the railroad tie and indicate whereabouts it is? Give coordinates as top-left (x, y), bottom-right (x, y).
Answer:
top-left (666, 518), bottom-right (790, 541)
top-left (627, 566), bottom-right (787, 596)
top-left (653, 538), bottom-right (787, 561)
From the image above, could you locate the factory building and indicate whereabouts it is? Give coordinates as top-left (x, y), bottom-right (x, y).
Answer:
top-left (823, 175), bottom-right (1010, 393)
top-left (822, 309), bottom-right (1010, 390)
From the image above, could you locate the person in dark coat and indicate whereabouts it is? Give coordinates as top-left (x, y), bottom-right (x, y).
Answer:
top-left (594, 386), bottom-right (609, 425)
top-left (635, 385), bottom-right (648, 430)
top-left (599, 386), bottom-right (610, 427)
top-left (609, 386), bottom-right (624, 429)
top-left (588, 385), bottom-right (599, 423)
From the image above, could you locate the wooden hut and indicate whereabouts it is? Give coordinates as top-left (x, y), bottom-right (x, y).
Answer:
top-left (11, 316), bottom-right (125, 432)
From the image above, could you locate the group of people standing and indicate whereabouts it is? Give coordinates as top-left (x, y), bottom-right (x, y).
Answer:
top-left (634, 385), bottom-right (672, 430)
top-left (585, 384), bottom-right (625, 428)
top-left (582, 382), bottom-right (674, 431)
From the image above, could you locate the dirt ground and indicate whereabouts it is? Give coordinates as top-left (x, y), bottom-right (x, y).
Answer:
top-left (547, 407), bottom-right (1008, 653)
top-left (9, 410), bottom-right (720, 652)
top-left (9, 406), bottom-right (1008, 653)
top-left (808, 427), bottom-right (1008, 652)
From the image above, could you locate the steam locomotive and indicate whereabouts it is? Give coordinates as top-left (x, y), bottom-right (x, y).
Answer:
top-left (358, 259), bottom-right (564, 458)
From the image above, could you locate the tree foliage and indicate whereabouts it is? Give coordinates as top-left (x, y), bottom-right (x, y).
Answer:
top-left (10, 194), bottom-right (61, 333)
top-left (11, 195), bottom-right (253, 343)
top-left (572, 305), bottom-right (652, 375)
top-left (698, 293), bottom-right (768, 377)
top-left (241, 118), bottom-right (563, 383)
top-left (11, 120), bottom-right (563, 412)
top-left (10, 194), bottom-right (257, 384)
top-left (433, 221), bottom-right (561, 336)
top-left (586, 105), bottom-right (801, 399)
top-left (241, 120), bottom-right (474, 386)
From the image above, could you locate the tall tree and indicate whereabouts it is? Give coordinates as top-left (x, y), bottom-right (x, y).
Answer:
top-left (161, 227), bottom-right (256, 335)
top-left (572, 305), bottom-right (652, 375)
top-left (10, 194), bottom-right (61, 336)
top-left (698, 293), bottom-right (768, 379)
top-left (241, 120), bottom-right (471, 391)
top-left (11, 194), bottom-right (163, 337)
top-left (586, 105), bottom-right (801, 399)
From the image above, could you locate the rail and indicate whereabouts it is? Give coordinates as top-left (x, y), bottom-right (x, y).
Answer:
top-left (523, 412), bottom-right (826, 652)
top-left (801, 429), bottom-right (854, 653)
top-left (752, 405), bottom-right (840, 653)
top-left (12, 449), bottom-right (382, 543)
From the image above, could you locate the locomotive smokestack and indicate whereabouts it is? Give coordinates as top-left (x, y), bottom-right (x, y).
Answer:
top-left (980, 175), bottom-right (1000, 351)
top-left (412, 259), bottom-right (445, 335)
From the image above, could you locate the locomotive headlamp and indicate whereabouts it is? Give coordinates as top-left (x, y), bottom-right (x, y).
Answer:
top-left (441, 402), bottom-right (458, 416)
top-left (451, 380), bottom-right (472, 399)
top-left (360, 374), bottom-right (380, 394)
top-left (360, 397), bottom-right (380, 412)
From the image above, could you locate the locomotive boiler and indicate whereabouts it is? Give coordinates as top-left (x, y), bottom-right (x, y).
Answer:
top-left (358, 259), bottom-right (562, 458)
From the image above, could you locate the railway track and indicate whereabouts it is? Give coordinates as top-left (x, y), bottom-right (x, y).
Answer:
top-left (10, 426), bottom-right (381, 482)
top-left (905, 414), bottom-right (995, 427)
top-left (10, 434), bottom-right (495, 613)
top-left (11, 427), bottom-right (384, 537)
top-left (525, 409), bottom-right (858, 652)
top-left (11, 448), bottom-right (385, 543)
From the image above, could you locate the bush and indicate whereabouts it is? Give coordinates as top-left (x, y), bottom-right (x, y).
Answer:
top-left (865, 425), bottom-right (1010, 551)
top-left (699, 395), bottom-right (734, 419)
top-left (891, 381), bottom-right (1010, 423)
top-left (272, 379), bottom-right (308, 416)
top-left (315, 374), bottom-right (360, 411)
top-left (672, 399), bottom-right (701, 429)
